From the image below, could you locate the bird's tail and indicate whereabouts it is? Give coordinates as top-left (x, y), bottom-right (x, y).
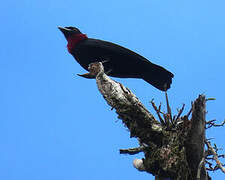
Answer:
top-left (141, 62), bottom-right (174, 91)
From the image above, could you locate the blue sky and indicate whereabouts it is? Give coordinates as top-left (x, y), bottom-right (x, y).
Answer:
top-left (1, 0), bottom-right (225, 179)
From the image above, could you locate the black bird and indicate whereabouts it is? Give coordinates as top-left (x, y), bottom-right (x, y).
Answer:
top-left (58, 26), bottom-right (174, 91)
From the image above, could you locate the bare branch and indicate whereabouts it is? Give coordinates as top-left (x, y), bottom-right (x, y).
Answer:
top-left (165, 91), bottom-right (172, 121)
top-left (205, 141), bottom-right (225, 173)
top-left (175, 104), bottom-right (185, 122)
top-left (206, 98), bottom-right (216, 101)
top-left (120, 146), bottom-right (145, 155)
top-left (186, 102), bottom-right (193, 118)
top-left (206, 119), bottom-right (225, 129)
top-left (151, 100), bottom-right (165, 126)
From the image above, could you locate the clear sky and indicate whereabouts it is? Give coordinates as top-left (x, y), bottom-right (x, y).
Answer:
top-left (1, 0), bottom-right (225, 179)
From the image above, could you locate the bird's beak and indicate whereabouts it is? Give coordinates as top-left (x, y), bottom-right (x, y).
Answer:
top-left (58, 26), bottom-right (71, 37)
top-left (58, 26), bottom-right (70, 34)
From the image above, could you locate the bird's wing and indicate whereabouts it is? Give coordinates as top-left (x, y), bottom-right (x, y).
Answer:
top-left (77, 38), bottom-right (151, 63)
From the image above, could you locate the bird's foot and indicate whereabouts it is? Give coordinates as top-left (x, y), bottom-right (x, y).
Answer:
top-left (77, 60), bottom-right (111, 79)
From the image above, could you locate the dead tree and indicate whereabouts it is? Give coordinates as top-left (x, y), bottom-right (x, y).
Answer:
top-left (83, 62), bottom-right (225, 180)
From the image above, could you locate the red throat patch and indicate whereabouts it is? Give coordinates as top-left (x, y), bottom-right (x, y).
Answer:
top-left (66, 34), bottom-right (88, 53)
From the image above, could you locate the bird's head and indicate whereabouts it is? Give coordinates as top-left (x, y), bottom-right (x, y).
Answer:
top-left (58, 26), bottom-right (82, 39)
top-left (58, 26), bottom-right (88, 53)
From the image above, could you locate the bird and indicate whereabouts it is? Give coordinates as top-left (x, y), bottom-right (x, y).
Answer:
top-left (58, 26), bottom-right (174, 91)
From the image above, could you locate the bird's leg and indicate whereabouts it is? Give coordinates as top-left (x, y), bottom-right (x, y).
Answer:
top-left (78, 59), bottom-right (111, 78)
top-left (77, 63), bottom-right (97, 79)
top-left (78, 62), bottom-right (106, 79)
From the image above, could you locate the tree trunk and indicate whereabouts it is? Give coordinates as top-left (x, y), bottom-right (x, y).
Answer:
top-left (87, 62), bottom-right (213, 180)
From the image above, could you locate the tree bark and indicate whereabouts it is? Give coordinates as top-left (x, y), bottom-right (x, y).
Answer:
top-left (88, 62), bottom-right (211, 180)
top-left (186, 96), bottom-right (208, 180)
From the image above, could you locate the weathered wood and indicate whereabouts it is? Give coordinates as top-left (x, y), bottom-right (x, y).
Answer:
top-left (93, 62), bottom-right (163, 146)
top-left (88, 62), bottom-right (211, 180)
top-left (186, 95), bottom-right (208, 180)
